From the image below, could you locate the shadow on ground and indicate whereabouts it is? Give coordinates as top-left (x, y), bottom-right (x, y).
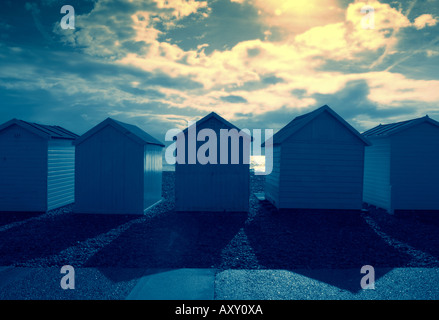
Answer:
top-left (242, 197), bottom-right (413, 293)
top-left (1, 172), bottom-right (436, 295)
top-left (85, 211), bottom-right (247, 271)
top-left (0, 213), bottom-right (138, 266)
top-left (367, 207), bottom-right (439, 263)
top-left (0, 212), bottom-right (44, 228)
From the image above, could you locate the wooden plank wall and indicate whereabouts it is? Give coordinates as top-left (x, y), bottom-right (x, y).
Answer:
top-left (390, 122), bottom-right (439, 211)
top-left (0, 124), bottom-right (48, 212)
top-left (277, 112), bottom-right (365, 210)
top-left (175, 117), bottom-right (250, 212)
top-left (74, 125), bottom-right (144, 214)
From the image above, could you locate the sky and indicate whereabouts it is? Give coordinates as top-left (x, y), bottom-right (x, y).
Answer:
top-left (1, 0), bottom-right (438, 143)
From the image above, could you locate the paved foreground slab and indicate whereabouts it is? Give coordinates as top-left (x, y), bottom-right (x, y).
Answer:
top-left (0, 267), bottom-right (438, 300)
top-left (126, 268), bottom-right (216, 300)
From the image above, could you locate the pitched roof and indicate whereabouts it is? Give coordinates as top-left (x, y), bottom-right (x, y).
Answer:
top-left (111, 119), bottom-right (165, 146)
top-left (0, 118), bottom-right (78, 140)
top-left (73, 118), bottom-right (164, 147)
top-left (263, 105), bottom-right (370, 147)
top-left (362, 115), bottom-right (439, 137)
top-left (178, 112), bottom-right (252, 141)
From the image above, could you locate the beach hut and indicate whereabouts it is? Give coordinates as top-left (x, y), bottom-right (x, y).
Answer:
top-left (0, 119), bottom-right (78, 212)
top-left (175, 112), bottom-right (251, 212)
top-left (362, 115), bottom-right (439, 214)
top-left (73, 118), bottom-right (164, 215)
top-left (263, 105), bottom-right (370, 211)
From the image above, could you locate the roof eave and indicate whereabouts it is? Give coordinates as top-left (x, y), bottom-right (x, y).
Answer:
top-left (179, 112), bottom-right (253, 141)
top-left (272, 105), bottom-right (370, 146)
top-left (363, 116), bottom-right (439, 139)
top-left (0, 119), bottom-right (50, 140)
top-left (73, 118), bottom-right (165, 147)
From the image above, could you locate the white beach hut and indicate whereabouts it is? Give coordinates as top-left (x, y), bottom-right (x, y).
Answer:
top-left (362, 115), bottom-right (439, 214)
top-left (73, 118), bottom-right (164, 215)
top-left (0, 119), bottom-right (78, 212)
top-left (174, 112), bottom-right (252, 212)
top-left (263, 105), bottom-right (370, 211)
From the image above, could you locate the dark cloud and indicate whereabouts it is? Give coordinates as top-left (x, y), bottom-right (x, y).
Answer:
top-left (121, 40), bottom-right (151, 55)
top-left (0, 84), bottom-right (92, 135)
top-left (220, 95), bottom-right (248, 103)
top-left (316, 57), bottom-right (377, 74)
top-left (233, 106), bottom-right (304, 132)
top-left (311, 79), bottom-right (417, 130)
top-left (290, 89), bottom-right (307, 98)
top-left (0, 86), bottom-right (50, 121)
top-left (0, 42), bottom-right (203, 139)
top-left (0, 0), bottom-right (95, 48)
top-left (161, 0), bottom-right (264, 54)
top-left (109, 100), bottom-right (205, 142)
top-left (247, 48), bottom-right (261, 57)
top-left (143, 72), bottom-right (203, 90)
top-left (313, 80), bottom-right (378, 117)
top-left (232, 79), bottom-right (419, 134)
top-left (0, 43), bottom-right (203, 94)
top-left (118, 85), bottom-right (166, 99)
top-left (261, 75), bottom-right (284, 85)
top-left (232, 74), bottom-right (285, 92)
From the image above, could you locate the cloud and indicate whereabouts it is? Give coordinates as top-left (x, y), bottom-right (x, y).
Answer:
top-left (295, 0), bottom-right (413, 62)
top-left (131, 11), bottom-right (162, 43)
top-left (71, 0), bottom-right (439, 126)
top-left (361, 71), bottom-right (439, 106)
top-left (413, 14), bottom-right (437, 29)
top-left (310, 79), bottom-right (418, 130)
top-left (0, 41), bottom-right (204, 137)
top-left (3, 0), bottom-right (439, 140)
top-left (153, 0), bottom-right (209, 19)
top-left (426, 49), bottom-right (439, 57)
top-left (249, 0), bottom-right (345, 35)
top-left (53, 0), bottom-right (210, 58)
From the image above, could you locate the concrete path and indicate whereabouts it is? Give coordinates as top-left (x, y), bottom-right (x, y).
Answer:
top-left (126, 268), bottom-right (216, 300)
top-left (1, 266), bottom-right (439, 300)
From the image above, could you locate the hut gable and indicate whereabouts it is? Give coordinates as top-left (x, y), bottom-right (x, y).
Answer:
top-left (176, 112), bottom-right (251, 165)
top-left (0, 119), bottom-right (77, 212)
top-left (362, 115), bottom-right (439, 138)
top-left (263, 105), bottom-right (367, 211)
top-left (0, 118), bottom-right (78, 140)
top-left (74, 117), bottom-right (164, 147)
top-left (175, 112), bottom-right (251, 212)
top-left (182, 112), bottom-right (245, 133)
top-left (74, 118), bottom-right (164, 215)
top-left (179, 112), bottom-right (252, 144)
top-left (362, 115), bottom-right (439, 213)
top-left (268, 105), bottom-right (370, 146)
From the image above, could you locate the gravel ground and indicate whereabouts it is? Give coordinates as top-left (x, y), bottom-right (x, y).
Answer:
top-left (0, 267), bottom-right (143, 300)
top-left (215, 268), bottom-right (439, 300)
top-left (1, 171), bottom-right (439, 271)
